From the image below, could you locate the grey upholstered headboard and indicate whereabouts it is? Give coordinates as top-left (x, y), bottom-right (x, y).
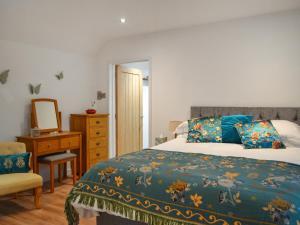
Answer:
top-left (191, 107), bottom-right (300, 125)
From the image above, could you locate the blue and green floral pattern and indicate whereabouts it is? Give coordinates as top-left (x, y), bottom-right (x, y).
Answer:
top-left (187, 117), bottom-right (222, 143)
top-left (235, 120), bottom-right (285, 149)
top-left (65, 149), bottom-right (300, 225)
top-left (0, 152), bottom-right (30, 174)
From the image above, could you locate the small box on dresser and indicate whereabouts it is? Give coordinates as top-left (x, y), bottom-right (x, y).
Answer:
top-left (70, 114), bottom-right (109, 172)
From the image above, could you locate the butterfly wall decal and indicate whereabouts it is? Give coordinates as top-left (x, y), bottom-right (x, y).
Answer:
top-left (55, 71), bottom-right (64, 80)
top-left (29, 84), bottom-right (41, 95)
top-left (0, 70), bottom-right (9, 85)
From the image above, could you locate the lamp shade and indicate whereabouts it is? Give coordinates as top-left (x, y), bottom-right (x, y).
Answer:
top-left (168, 121), bottom-right (183, 133)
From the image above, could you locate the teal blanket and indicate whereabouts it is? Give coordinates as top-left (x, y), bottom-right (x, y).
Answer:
top-left (65, 149), bottom-right (300, 225)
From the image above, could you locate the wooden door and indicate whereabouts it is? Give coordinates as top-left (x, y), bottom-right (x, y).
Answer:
top-left (116, 65), bottom-right (143, 156)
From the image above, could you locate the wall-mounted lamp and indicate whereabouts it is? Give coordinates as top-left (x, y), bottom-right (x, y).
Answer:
top-left (97, 91), bottom-right (106, 100)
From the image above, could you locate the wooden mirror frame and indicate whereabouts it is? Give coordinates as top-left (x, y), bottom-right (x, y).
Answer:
top-left (31, 98), bottom-right (61, 133)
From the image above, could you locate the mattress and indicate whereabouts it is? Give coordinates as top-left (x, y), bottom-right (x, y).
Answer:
top-left (153, 137), bottom-right (300, 165)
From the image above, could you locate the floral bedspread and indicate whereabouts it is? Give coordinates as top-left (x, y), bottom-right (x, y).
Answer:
top-left (65, 149), bottom-right (300, 225)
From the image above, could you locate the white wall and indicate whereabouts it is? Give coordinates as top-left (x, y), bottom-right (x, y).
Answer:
top-left (97, 10), bottom-right (300, 145)
top-left (0, 40), bottom-right (99, 141)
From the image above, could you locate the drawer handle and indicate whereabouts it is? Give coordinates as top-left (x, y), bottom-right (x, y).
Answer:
top-left (96, 153), bottom-right (100, 157)
top-left (48, 144), bottom-right (51, 148)
top-left (96, 142), bottom-right (100, 146)
top-left (96, 121), bottom-right (100, 124)
top-left (96, 132), bottom-right (100, 135)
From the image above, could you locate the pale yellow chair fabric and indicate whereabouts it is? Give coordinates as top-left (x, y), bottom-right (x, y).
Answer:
top-left (0, 142), bottom-right (43, 208)
top-left (0, 142), bottom-right (26, 154)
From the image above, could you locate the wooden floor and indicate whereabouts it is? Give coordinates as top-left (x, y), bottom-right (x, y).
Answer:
top-left (0, 179), bottom-right (95, 225)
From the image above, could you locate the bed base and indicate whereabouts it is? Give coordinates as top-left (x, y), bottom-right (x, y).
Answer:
top-left (97, 213), bottom-right (146, 225)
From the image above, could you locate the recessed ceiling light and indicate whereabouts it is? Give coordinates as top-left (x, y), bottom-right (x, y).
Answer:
top-left (120, 18), bottom-right (126, 24)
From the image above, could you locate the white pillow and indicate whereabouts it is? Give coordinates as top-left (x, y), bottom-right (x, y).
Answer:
top-left (174, 121), bottom-right (188, 136)
top-left (176, 133), bottom-right (188, 139)
top-left (271, 120), bottom-right (300, 147)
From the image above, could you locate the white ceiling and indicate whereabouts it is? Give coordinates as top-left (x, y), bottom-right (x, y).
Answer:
top-left (1, 0), bottom-right (300, 55)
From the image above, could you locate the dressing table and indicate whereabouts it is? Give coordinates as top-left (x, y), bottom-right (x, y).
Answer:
top-left (16, 99), bottom-right (82, 176)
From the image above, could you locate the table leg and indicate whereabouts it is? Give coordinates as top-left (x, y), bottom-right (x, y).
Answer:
top-left (78, 134), bottom-right (82, 177)
top-left (72, 158), bottom-right (77, 185)
top-left (63, 162), bottom-right (67, 178)
top-left (58, 164), bottom-right (62, 183)
top-left (32, 151), bottom-right (38, 173)
top-left (36, 160), bottom-right (39, 174)
top-left (50, 162), bottom-right (55, 193)
top-left (78, 148), bottom-right (82, 177)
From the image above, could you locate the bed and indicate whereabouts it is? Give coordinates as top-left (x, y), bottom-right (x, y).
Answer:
top-left (65, 107), bottom-right (300, 225)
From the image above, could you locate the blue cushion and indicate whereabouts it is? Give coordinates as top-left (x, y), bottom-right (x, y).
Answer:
top-left (187, 117), bottom-right (222, 143)
top-left (0, 152), bottom-right (30, 174)
top-left (221, 115), bottom-right (253, 143)
top-left (235, 120), bottom-right (285, 149)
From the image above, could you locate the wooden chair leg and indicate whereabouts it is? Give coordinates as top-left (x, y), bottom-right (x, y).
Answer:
top-left (72, 158), bottom-right (77, 185)
top-left (50, 162), bottom-right (55, 193)
top-left (58, 163), bottom-right (63, 184)
top-left (34, 186), bottom-right (42, 209)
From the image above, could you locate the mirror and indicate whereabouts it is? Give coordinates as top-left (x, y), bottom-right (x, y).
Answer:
top-left (31, 99), bottom-right (61, 133)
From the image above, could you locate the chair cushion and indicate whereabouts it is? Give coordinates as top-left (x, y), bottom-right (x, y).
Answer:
top-left (187, 117), bottom-right (222, 143)
top-left (0, 173), bottom-right (43, 196)
top-left (0, 152), bottom-right (30, 174)
top-left (235, 120), bottom-right (285, 149)
top-left (221, 115), bottom-right (253, 143)
top-left (39, 152), bottom-right (77, 162)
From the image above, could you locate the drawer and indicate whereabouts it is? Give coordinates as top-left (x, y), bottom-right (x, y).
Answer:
top-left (37, 140), bottom-right (59, 153)
top-left (89, 117), bottom-right (107, 128)
top-left (90, 147), bottom-right (108, 162)
top-left (89, 137), bottom-right (107, 148)
top-left (89, 127), bottom-right (107, 138)
top-left (92, 158), bottom-right (107, 166)
top-left (61, 136), bottom-right (80, 149)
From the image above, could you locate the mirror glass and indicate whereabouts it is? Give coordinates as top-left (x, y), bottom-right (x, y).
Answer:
top-left (35, 101), bottom-right (58, 130)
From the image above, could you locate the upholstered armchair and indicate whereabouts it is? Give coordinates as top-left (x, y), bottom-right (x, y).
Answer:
top-left (0, 142), bottom-right (43, 208)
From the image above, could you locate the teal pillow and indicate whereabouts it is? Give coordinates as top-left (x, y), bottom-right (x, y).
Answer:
top-left (187, 117), bottom-right (222, 143)
top-left (235, 120), bottom-right (285, 149)
top-left (0, 152), bottom-right (30, 174)
top-left (221, 115), bottom-right (253, 143)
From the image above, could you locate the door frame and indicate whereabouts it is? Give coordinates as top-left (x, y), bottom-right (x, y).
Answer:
top-left (108, 59), bottom-right (152, 158)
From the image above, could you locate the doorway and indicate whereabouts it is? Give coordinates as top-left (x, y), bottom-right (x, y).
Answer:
top-left (110, 60), bottom-right (150, 157)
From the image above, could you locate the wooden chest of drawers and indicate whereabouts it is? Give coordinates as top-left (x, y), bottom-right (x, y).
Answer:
top-left (70, 114), bottom-right (109, 172)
